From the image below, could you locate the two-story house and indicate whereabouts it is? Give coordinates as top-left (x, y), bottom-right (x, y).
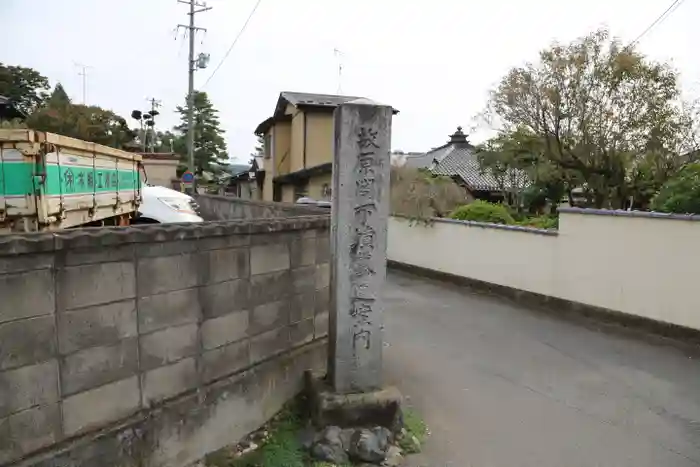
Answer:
top-left (254, 91), bottom-right (397, 203)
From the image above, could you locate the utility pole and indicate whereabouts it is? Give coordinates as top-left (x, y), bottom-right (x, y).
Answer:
top-left (333, 48), bottom-right (344, 94)
top-left (74, 62), bottom-right (92, 104)
top-left (178, 0), bottom-right (211, 193)
top-left (145, 97), bottom-right (162, 152)
top-left (147, 97), bottom-right (162, 115)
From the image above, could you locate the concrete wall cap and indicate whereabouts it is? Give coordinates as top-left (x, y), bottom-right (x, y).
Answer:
top-left (0, 215), bottom-right (330, 257)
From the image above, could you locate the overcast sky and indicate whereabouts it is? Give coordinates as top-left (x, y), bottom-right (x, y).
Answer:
top-left (2, 0), bottom-right (696, 163)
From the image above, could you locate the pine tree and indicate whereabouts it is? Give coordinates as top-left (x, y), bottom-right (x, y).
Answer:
top-left (47, 83), bottom-right (70, 107)
top-left (174, 91), bottom-right (228, 175)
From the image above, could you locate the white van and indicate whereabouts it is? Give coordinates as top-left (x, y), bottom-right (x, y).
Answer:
top-left (136, 185), bottom-right (204, 224)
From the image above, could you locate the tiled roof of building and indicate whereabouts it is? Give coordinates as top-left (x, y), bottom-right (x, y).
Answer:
top-left (280, 91), bottom-right (364, 108)
top-left (428, 127), bottom-right (528, 191)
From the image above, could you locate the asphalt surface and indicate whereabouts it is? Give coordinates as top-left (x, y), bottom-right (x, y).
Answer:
top-left (383, 271), bottom-right (700, 467)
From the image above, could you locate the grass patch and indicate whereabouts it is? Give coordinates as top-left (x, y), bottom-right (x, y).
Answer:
top-left (206, 403), bottom-right (428, 466)
top-left (206, 404), bottom-right (308, 467)
top-left (398, 408), bottom-right (428, 454)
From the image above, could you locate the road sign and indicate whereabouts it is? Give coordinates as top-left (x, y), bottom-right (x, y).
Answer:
top-left (181, 171), bottom-right (194, 184)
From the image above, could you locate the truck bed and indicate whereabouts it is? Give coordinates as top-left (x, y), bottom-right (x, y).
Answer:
top-left (0, 130), bottom-right (142, 232)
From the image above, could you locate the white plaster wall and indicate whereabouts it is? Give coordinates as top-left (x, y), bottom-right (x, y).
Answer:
top-left (388, 213), bottom-right (700, 330)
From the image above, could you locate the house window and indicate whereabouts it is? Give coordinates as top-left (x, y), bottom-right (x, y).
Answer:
top-left (264, 134), bottom-right (272, 159)
top-left (321, 183), bottom-right (332, 199)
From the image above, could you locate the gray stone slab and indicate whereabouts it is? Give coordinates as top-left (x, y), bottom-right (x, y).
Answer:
top-left (249, 300), bottom-right (289, 336)
top-left (62, 376), bottom-right (140, 436)
top-left (139, 324), bottom-right (198, 371)
top-left (290, 318), bottom-right (315, 347)
top-left (201, 340), bottom-right (250, 383)
top-left (0, 403), bottom-right (61, 463)
top-left (0, 253), bottom-right (53, 275)
top-left (290, 237), bottom-right (316, 268)
top-left (315, 233), bottom-right (330, 264)
top-left (0, 268), bottom-right (55, 324)
top-left (198, 233), bottom-right (250, 251)
top-left (291, 265), bottom-right (316, 292)
top-left (250, 243), bottom-right (290, 276)
top-left (141, 357), bottom-right (197, 405)
top-left (60, 337), bottom-right (139, 396)
top-left (201, 310), bottom-right (249, 351)
top-left (249, 271), bottom-right (293, 307)
top-left (200, 279), bottom-right (249, 320)
top-left (315, 287), bottom-right (330, 315)
top-left (315, 263), bottom-right (330, 290)
top-left (138, 288), bottom-right (201, 334)
top-left (58, 262), bottom-right (135, 310)
top-left (57, 300), bottom-right (137, 355)
top-left (0, 360), bottom-right (59, 417)
top-left (136, 240), bottom-right (200, 258)
top-left (0, 315), bottom-right (56, 371)
top-left (250, 327), bottom-right (290, 364)
top-left (289, 290), bottom-right (315, 324)
top-left (64, 244), bottom-right (135, 266)
top-left (0, 415), bottom-right (10, 465)
top-left (200, 247), bottom-right (250, 284)
top-left (314, 312), bottom-right (329, 339)
top-left (137, 254), bottom-right (199, 296)
top-left (329, 101), bottom-right (392, 392)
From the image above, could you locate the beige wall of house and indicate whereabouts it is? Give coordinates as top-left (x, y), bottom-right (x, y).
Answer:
top-left (141, 157), bottom-right (179, 188)
top-left (260, 110), bottom-right (334, 202)
top-left (274, 122), bottom-right (291, 175)
top-left (282, 184), bottom-right (296, 203)
top-left (290, 112), bottom-right (304, 173)
top-left (388, 211), bottom-right (700, 331)
top-left (305, 113), bottom-right (334, 168)
top-left (307, 172), bottom-right (332, 201)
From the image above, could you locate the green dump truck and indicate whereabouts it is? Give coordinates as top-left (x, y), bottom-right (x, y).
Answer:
top-left (0, 129), bottom-right (142, 233)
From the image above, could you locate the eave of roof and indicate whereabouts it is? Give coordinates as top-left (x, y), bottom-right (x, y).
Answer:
top-left (273, 162), bottom-right (332, 185)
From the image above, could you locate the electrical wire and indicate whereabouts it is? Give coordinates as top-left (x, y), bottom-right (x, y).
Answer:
top-left (202, 0), bottom-right (262, 88)
top-left (629, 0), bottom-right (687, 47)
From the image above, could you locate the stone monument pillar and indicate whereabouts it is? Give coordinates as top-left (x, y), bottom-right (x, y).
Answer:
top-left (329, 99), bottom-right (393, 394)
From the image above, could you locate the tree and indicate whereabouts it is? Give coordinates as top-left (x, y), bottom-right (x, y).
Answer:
top-left (485, 29), bottom-right (696, 209)
top-left (47, 83), bottom-right (70, 108)
top-left (651, 163), bottom-right (700, 214)
top-left (0, 63), bottom-right (50, 116)
top-left (28, 102), bottom-right (136, 149)
top-left (174, 91), bottom-right (228, 175)
top-left (249, 135), bottom-right (264, 164)
top-left (477, 127), bottom-right (580, 212)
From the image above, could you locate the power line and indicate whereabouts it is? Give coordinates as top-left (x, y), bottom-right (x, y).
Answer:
top-left (629, 0), bottom-right (687, 47)
top-left (202, 0), bottom-right (263, 88)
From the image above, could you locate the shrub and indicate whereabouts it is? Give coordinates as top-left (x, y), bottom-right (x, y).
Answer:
top-left (449, 200), bottom-right (515, 224)
top-left (651, 163), bottom-right (700, 214)
top-left (390, 166), bottom-right (467, 220)
top-left (517, 215), bottom-right (559, 229)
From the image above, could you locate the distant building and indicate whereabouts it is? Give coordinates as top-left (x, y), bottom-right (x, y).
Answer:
top-left (255, 91), bottom-right (398, 203)
top-left (391, 150), bottom-right (424, 167)
top-left (138, 152), bottom-right (180, 188)
top-left (421, 127), bottom-right (528, 202)
top-left (226, 156), bottom-right (264, 200)
top-left (0, 96), bottom-right (26, 121)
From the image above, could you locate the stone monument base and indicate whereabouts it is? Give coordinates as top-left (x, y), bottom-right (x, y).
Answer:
top-left (304, 371), bottom-right (404, 431)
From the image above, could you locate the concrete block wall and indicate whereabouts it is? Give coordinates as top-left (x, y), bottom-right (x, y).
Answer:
top-left (0, 215), bottom-right (330, 466)
top-left (195, 194), bottom-right (327, 220)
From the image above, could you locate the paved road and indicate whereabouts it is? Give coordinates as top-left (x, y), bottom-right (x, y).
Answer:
top-left (383, 271), bottom-right (700, 467)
